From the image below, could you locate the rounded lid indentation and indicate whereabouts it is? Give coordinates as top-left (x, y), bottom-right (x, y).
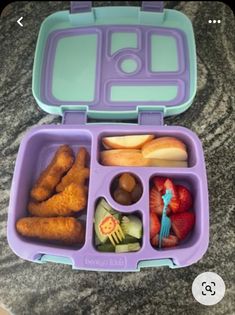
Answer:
top-left (117, 55), bottom-right (141, 75)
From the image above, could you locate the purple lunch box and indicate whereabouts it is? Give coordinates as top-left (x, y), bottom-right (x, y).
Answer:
top-left (7, 1), bottom-right (209, 271)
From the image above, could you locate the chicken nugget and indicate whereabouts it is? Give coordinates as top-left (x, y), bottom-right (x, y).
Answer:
top-left (30, 145), bottom-right (74, 202)
top-left (16, 217), bottom-right (85, 245)
top-left (56, 147), bottom-right (90, 192)
top-left (28, 183), bottom-right (87, 217)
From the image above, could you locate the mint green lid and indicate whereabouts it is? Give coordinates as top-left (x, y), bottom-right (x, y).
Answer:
top-left (32, 5), bottom-right (196, 120)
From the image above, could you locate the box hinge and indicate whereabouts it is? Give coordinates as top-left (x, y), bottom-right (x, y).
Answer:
top-left (138, 111), bottom-right (164, 126)
top-left (38, 254), bottom-right (72, 266)
top-left (62, 110), bottom-right (87, 125)
top-left (137, 258), bottom-right (178, 270)
top-left (69, 1), bottom-right (94, 25)
top-left (141, 1), bottom-right (164, 12)
top-left (70, 1), bottom-right (92, 14)
top-left (139, 1), bottom-right (165, 24)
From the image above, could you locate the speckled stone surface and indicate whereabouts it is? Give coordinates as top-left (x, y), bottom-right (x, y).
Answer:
top-left (0, 1), bottom-right (234, 315)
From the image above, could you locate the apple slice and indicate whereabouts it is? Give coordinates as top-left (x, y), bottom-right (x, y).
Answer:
top-left (142, 137), bottom-right (188, 161)
top-left (102, 134), bottom-right (154, 149)
top-left (100, 149), bottom-right (149, 166)
top-left (148, 159), bottom-right (188, 167)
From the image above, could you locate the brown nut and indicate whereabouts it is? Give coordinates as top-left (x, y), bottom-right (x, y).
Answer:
top-left (131, 183), bottom-right (143, 203)
top-left (113, 187), bottom-right (132, 205)
top-left (119, 173), bottom-right (136, 193)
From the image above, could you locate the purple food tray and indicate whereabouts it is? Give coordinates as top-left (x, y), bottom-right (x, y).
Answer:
top-left (41, 25), bottom-right (189, 110)
top-left (7, 124), bottom-right (209, 271)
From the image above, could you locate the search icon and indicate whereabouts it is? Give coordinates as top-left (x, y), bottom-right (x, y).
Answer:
top-left (205, 285), bottom-right (212, 293)
top-left (192, 272), bottom-right (225, 305)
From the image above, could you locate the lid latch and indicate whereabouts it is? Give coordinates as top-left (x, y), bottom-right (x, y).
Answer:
top-left (69, 1), bottom-right (94, 25)
top-left (141, 1), bottom-right (164, 12)
top-left (138, 111), bottom-right (163, 126)
top-left (139, 1), bottom-right (164, 24)
top-left (62, 110), bottom-right (87, 125)
top-left (70, 1), bottom-right (164, 14)
top-left (70, 1), bottom-right (92, 14)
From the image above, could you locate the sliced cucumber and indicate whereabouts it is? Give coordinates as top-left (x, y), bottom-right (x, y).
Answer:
top-left (94, 198), bottom-right (121, 243)
top-left (100, 198), bottom-right (121, 220)
top-left (94, 199), bottom-right (111, 243)
top-left (97, 243), bottom-right (115, 252)
top-left (120, 234), bottom-right (139, 244)
top-left (121, 215), bottom-right (142, 239)
top-left (99, 198), bottom-right (113, 212)
top-left (109, 210), bottom-right (121, 221)
top-left (95, 235), bottom-right (102, 246)
top-left (115, 242), bottom-right (140, 253)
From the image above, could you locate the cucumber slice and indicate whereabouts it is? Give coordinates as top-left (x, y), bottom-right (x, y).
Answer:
top-left (121, 215), bottom-right (142, 239)
top-left (94, 198), bottom-right (122, 243)
top-left (95, 235), bottom-right (102, 246)
top-left (100, 198), bottom-right (121, 220)
top-left (115, 242), bottom-right (140, 253)
top-left (99, 198), bottom-right (113, 212)
top-left (109, 210), bottom-right (121, 221)
top-left (120, 235), bottom-right (139, 244)
top-left (97, 243), bottom-right (115, 252)
top-left (94, 199), bottom-right (111, 243)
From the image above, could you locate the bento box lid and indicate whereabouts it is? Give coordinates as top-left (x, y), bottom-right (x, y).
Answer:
top-left (32, 1), bottom-right (197, 120)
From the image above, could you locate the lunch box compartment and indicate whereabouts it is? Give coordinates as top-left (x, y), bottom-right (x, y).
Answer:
top-left (110, 172), bottom-right (143, 206)
top-left (92, 200), bottom-right (143, 253)
top-left (9, 127), bottom-right (92, 253)
top-left (149, 173), bottom-right (201, 250)
top-left (98, 129), bottom-right (198, 168)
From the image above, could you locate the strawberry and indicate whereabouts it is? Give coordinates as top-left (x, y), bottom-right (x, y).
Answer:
top-left (149, 187), bottom-right (164, 215)
top-left (150, 234), bottom-right (158, 247)
top-left (164, 178), bottom-right (180, 213)
top-left (171, 212), bottom-right (195, 240)
top-left (176, 185), bottom-right (193, 212)
top-left (150, 212), bottom-right (161, 239)
top-left (151, 234), bottom-right (178, 248)
top-left (153, 177), bottom-right (166, 193)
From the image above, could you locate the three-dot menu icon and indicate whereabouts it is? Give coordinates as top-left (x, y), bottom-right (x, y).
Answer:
top-left (208, 20), bottom-right (221, 24)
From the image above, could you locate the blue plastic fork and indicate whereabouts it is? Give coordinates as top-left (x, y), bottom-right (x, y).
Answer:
top-left (159, 189), bottom-right (172, 248)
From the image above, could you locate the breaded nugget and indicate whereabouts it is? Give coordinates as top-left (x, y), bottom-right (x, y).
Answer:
top-left (56, 147), bottom-right (90, 192)
top-left (30, 145), bottom-right (74, 202)
top-left (28, 183), bottom-right (87, 217)
top-left (16, 217), bottom-right (85, 245)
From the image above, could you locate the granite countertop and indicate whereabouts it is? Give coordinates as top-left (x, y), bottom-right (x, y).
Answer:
top-left (0, 1), bottom-right (234, 315)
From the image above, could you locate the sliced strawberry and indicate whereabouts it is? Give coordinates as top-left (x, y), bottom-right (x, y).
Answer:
top-left (150, 235), bottom-right (158, 247)
top-left (150, 187), bottom-right (164, 215)
top-left (171, 212), bottom-right (195, 240)
top-left (164, 178), bottom-right (180, 213)
top-left (162, 235), bottom-right (179, 248)
top-left (151, 234), bottom-right (178, 248)
top-left (150, 212), bottom-right (161, 239)
top-left (153, 177), bottom-right (166, 193)
top-left (176, 185), bottom-right (193, 212)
